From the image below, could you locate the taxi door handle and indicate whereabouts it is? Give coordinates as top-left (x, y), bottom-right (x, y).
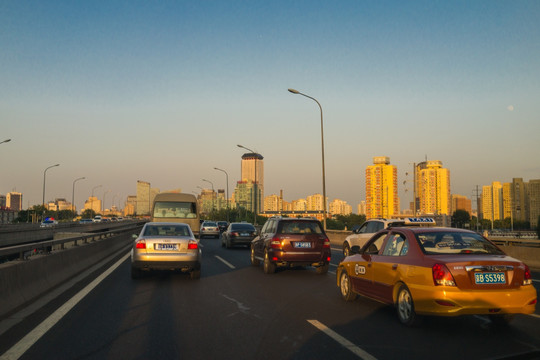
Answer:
top-left (392, 264), bottom-right (398, 270)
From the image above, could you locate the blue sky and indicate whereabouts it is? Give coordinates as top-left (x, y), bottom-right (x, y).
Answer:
top-left (1, 1), bottom-right (539, 212)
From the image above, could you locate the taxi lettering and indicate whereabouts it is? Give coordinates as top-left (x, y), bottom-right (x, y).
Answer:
top-left (354, 264), bottom-right (366, 275)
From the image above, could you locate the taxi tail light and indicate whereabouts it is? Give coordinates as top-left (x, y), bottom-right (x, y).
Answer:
top-left (432, 263), bottom-right (456, 286)
top-left (270, 237), bottom-right (282, 249)
top-left (323, 238), bottom-right (330, 248)
top-left (188, 240), bottom-right (198, 250)
top-left (523, 264), bottom-right (532, 285)
top-left (135, 240), bottom-right (146, 249)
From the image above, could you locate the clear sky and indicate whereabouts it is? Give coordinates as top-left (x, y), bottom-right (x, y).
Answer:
top-left (1, 1), bottom-right (539, 212)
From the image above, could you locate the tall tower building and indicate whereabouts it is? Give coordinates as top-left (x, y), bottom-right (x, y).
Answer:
top-left (529, 179), bottom-right (540, 228)
top-left (240, 152), bottom-right (264, 213)
top-left (365, 156), bottom-right (398, 219)
top-left (6, 192), bottom-right (23, 211)
top-left (416, 160), bottom-right (451, 215)
top-left (511, 178), bottom-right (529, 223)
top-left (482, 181), bottom-right (504, 222)
top-left (502, 182), bottom-right (512, 219)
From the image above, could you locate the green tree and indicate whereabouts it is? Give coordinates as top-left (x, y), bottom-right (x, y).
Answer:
top-left (81, 209), bottom-right (96, 219)
top-left (452, 210), bottom-right (470, 228)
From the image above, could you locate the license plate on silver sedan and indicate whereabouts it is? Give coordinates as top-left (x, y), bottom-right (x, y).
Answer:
top-left (294, 242), bottom-right (311, 248)
top-left (156, 244), bottom-right (178, 251)
top-left (474, 272), bottom-right (506, 284)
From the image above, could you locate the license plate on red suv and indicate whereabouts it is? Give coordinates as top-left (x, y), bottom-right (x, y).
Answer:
top-left (294, 242), bottom-right (311, 248)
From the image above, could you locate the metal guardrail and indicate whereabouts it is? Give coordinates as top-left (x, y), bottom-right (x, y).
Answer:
top-left (0, 222), bottom-right (144, 262)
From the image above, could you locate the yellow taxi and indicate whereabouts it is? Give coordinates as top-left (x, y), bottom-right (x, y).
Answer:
top-left (336, 226), bottom-right (537, 326)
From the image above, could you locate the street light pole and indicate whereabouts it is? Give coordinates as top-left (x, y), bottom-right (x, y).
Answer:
top-left (72, 177), bottom-right (86, 214)
top-left (214, 167), bottom-right (230, 222)
top-left (288, 88), bottom-right (327, 229)
top-left (237, 144), bottom-right (260, 225)
top-left (202, 179), bottom-right (215, 212)
top-left (103, 190), bottom-right (110, 213)
top-left (42, 164), bottom-right (60, 207)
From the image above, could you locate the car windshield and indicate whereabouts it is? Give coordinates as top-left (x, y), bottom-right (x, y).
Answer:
top-left (416, 232), bottom-right (504, 255)
top-left (143, 225), bottom-right (191, 237)
top-left (231, 224), bottom-right (255, 231)
top-left (278, 221), bottom-right (323, 235)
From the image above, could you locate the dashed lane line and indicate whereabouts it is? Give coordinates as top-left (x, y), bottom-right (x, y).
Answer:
top-left (307, 319), bottom-right (377, 360)
top-left (215, 255), bottom-right (236, 269)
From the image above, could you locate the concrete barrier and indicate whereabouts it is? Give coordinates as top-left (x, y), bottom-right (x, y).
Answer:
top-left (326, 230), bottom-right (540, 270)
top-left (0, 232), bottom-right (135, 319)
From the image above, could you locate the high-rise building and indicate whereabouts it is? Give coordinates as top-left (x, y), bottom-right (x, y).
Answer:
top-left (84, 197), bottom-right (101, 213)
top-left (6, 192), bottom-right (22, 211)
top-left (329, 199), bottom-right (352, 216)
top-left (502, 182), bottom-right (512, 219)
top-left (451, 194), bottom-right (472, 215)
top-left (307, 194), bottom-right (327, 212)
top-left (135, 180), bottom-right (159, 216)
top-left (482, 181), bottom-right (504, 222)
top-left (511, 178), bottom-right (529, 223)
top-left (124, 195), bottom-right (137, 216)
top-left (416, 160), bottom-right (451, 215)
top-left (529, 179), bottom-right (540, 228)
top-left (240, 152), bottom-right (264, 213)
top-left (365, 156), bottom-right (398, 219)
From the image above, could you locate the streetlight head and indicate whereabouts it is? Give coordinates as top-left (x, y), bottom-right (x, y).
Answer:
top-left (54, 164), bottom-right (60, 167)
top-left (288, 88), bottom-right (299, 94)
top-left (237, 144), bottom-right (243, 148)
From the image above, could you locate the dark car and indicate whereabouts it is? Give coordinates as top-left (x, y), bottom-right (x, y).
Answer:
top-left (221, 222), bottom-right (257, 248)
top-left (217, 221), bottom-right (229, 233)
top-left (250, 217), bottom-right (331, 274)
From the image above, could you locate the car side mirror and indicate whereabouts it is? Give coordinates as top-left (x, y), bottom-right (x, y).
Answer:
top-left (350, 245), bottom-right (360, 254)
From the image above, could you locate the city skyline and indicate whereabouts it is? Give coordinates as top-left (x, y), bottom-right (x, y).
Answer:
top-left (2, 1), bottom-right (539, 212)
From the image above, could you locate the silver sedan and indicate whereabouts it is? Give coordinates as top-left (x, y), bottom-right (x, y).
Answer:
top-left (131, 222), bottom-right (201, 279)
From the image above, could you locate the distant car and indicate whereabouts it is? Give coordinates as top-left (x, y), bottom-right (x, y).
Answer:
top-left (79, 218), bottom-right (93, 224)
top-left (251, 217), bottom-right (331, 274)
top-left (337, 227), bottom-right (537, 326)
top-left (130, 222), bottom-right (201, 279)
top-left (200, 221), bottom-right (220, 238)
top-left (217, 221), bottom-right (229, 233)
top-left (221, 222), bottom-right (257, 248)
top-left (40, 219), bottom-right (58, 227)
top-left (342, 218), bottom-right (436, 257)
top-left (93, 215), bottom-right (102, 223)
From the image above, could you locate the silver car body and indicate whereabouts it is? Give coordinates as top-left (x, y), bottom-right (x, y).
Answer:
top-left (131, 222), bottom-right (201, 279)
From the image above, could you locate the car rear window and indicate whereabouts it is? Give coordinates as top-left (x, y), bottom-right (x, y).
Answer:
top-left (278, 221), bottom-right (323, 235)
top-left (144, 225), bottom-right (191, 237)
top-left (231, 224), bottom-right (255, 231)
top-left (204, 222), bottom-right (217, 226)
top-left (416, 232), bottom-right (504, 255)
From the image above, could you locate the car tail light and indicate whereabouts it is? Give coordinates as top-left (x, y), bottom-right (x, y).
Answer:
top-left (270, 236), bottom-right (282, 249)
top-left (231, 232), bottom-right (239, 237)
top-left (326, 256), bottom-right (331, 262)
top-left (135, 240), bottom-right (146, 249)
top-left (323, 238), bottom-right (330, 248)
top-left (432, 263), bottom-right (456, 286)
top-left (188, 240), bottom-right (198, 250)
top-left (523, 264), bottom-right (532, 285)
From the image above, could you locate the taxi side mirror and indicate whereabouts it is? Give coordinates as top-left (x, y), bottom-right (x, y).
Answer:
top-left (350, 245), bottom-right (360, 254)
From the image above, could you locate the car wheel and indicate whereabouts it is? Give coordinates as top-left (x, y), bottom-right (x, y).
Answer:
top-left (263, 250), bottom-right (276, 274)
top-left (316, 263), bottom-right (329, 275)
top-left (339, 271), bottom-right (357, 301)
top-left (250, 246), bottom-right (260, 266)
top-left (343, 243), bottom-right (351, 257)
top-left (190, 269), bottom-right (201, 280)
top-left (396, 284), bottom-right (420, 326)
top-left (489, 314), bottom-right (515, 326)
top-left (131, 266), bottom-right (142, 279)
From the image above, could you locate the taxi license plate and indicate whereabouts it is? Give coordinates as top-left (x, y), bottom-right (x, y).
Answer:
top-left (156, 244), bottom-right (178, 251)
top-left (474, 272), bottom-right (506, 284)
top-left (294, 242), bottom-right (311, 248)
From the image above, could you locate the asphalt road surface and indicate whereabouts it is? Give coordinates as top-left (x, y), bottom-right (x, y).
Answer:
top-left (1, 236), bottom-right (540, 360)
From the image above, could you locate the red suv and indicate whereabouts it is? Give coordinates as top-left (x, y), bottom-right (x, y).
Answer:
top-left (250, 217), bottom-right (331, 274)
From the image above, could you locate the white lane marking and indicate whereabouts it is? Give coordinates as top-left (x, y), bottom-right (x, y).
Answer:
top-left (528, 314), bottom-right (540, 319)
top-left (215, 255), bottom-right (235, 269)
top-left (307, 319), bottom-right (377, 360)
top-left (330, 263), bottom-right (337, 267)
top-left (0, 252), bottom-right (130, 360)
top-left (532, 279), bottom-right (539, 283)
top-left (329, 271), bottom-right (336, 275)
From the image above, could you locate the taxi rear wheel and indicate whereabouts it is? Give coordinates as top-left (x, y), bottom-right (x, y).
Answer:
top-left (339, 271), bottom-right (357, 301)
top-left (396, 284), bottom-right (420, 326)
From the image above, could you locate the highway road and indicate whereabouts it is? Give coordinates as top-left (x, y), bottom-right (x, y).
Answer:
top-left (1, 236), bottom-right (540, 360)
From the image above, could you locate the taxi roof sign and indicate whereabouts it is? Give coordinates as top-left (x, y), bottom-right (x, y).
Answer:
top-left (404, 217), bottom-right (436, 225)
